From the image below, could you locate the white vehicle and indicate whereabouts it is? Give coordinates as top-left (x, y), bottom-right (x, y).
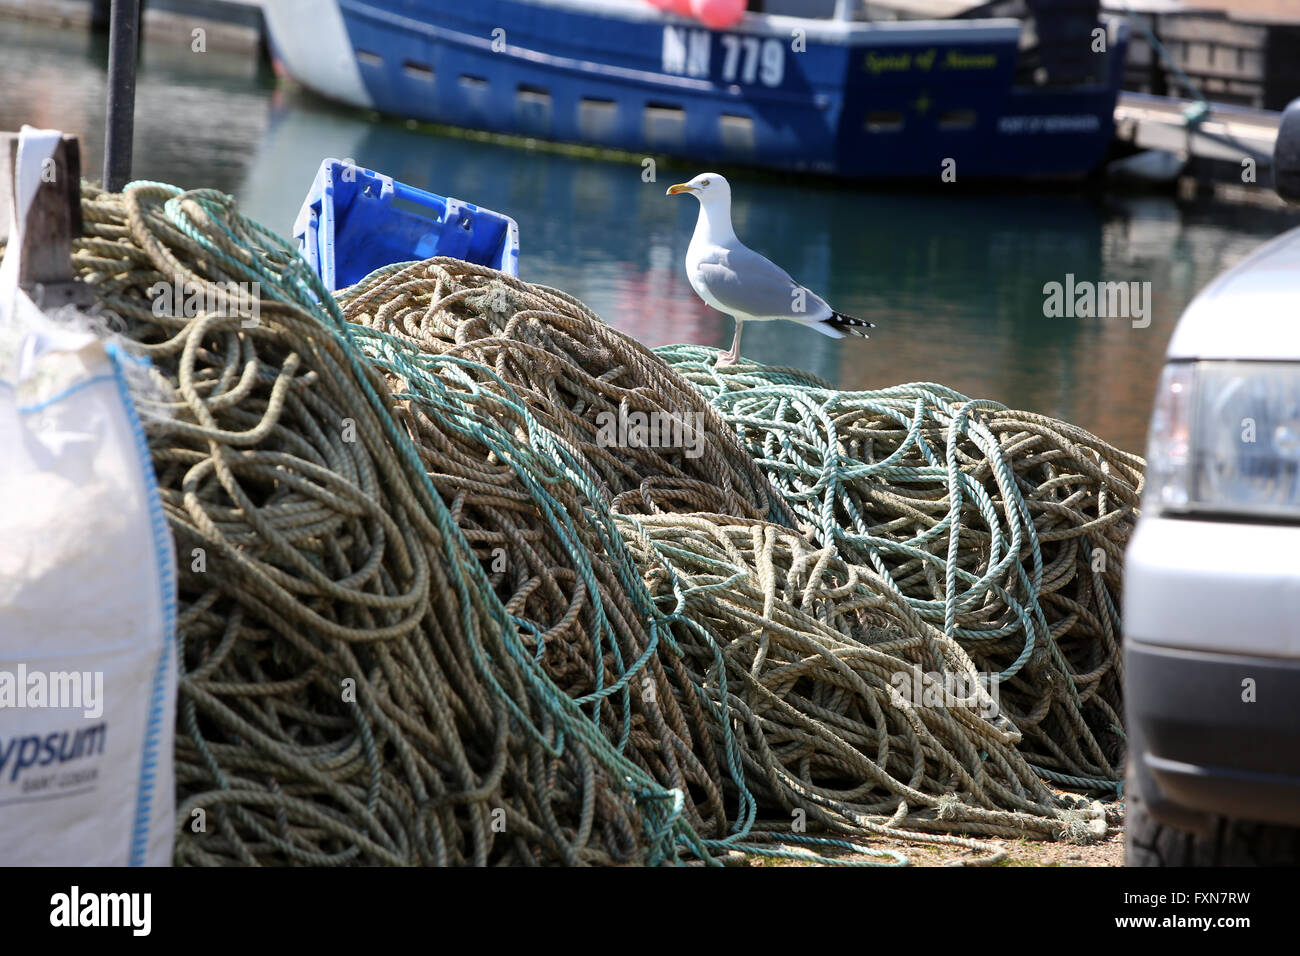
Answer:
top-left (1123, 100), bottom-right (1300, 866)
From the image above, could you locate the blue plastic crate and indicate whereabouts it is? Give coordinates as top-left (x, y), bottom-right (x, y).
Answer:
top-left (293, 158), bottom-right (520, 292)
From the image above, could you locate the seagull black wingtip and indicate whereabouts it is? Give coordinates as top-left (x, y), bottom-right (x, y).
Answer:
top-left (825, 311), bottom-right (876, 338)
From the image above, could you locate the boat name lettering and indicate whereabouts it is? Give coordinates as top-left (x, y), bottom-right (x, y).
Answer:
top-left (998, 114), bottom-right (1101, 134)
top-left (663, 27), bottom-right (785, 87)
top-left (663, 26), bottom-right (710, 79)
top-left (864, 51), bottom-right (912, 75)
top-left (864, 48), bottom-right (998, 75)
top-left (943, 50), bottom-right (997, 70)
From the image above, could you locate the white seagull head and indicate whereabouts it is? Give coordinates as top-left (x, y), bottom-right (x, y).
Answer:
top-left (666, 172), bottom-right (731, 208)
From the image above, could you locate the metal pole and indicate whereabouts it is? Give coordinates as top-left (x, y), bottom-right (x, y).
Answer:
top-left (103, 0), bottom-right (141, 192)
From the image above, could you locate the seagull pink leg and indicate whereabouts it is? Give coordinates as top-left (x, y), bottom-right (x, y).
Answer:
top-left (716, 319), bottom-right (743, 368)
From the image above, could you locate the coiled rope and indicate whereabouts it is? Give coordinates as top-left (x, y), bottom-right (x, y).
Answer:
top-left (59, 184), bottom-right (1138, 865)
top-left (72, 184), bottom-right (707, 865)
top-left (338, 258), bottom-right (1127, 859)
top-left (656, 348), bottom-right (1144, 794)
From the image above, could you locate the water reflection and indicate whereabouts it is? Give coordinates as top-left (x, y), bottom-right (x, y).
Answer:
top-left (3, 16), bottom-right (1299, 452)
top-left (0, 19), bottom-right (271, 194)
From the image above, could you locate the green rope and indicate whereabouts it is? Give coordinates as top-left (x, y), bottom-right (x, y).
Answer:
top-left (63, 184), bottom-right (1141, 865)
top-left (655, 345), bottom-right (1143, 795)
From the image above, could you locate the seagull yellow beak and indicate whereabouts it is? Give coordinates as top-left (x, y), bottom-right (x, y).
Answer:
top-left (666, 183), bottom-right (695, 195)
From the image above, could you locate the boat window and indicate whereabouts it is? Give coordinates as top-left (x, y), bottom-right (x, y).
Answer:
top-left (578, 98), bottom-right (619, 139)
top-left (938, 109), bottom-right (976, 131)
top-left (459, 75), bottom-right (489, 91)
top-left (517, 85), bottom-right (552, 106)
top-left (864, 111), bottom-right (904, 132)
top-left (643, 103), bottom-right (687, 144)
top-left (516, 85), bottom-right (553, 131)
top-left (719, 114), bottom-right (755, 152)
top-left (403, 61), bottom-right (434, 81)
top-left (356, 50), bottom-right (383, 68)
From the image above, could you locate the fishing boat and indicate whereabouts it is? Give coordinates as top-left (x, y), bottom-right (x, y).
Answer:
top-left (264, 0), bottom-right (1129, 179)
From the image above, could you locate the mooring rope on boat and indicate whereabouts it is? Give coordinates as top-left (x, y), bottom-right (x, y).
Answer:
top-left (58, 183), bottom-right (1137, 865)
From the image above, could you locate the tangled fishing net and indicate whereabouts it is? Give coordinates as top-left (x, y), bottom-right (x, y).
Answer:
top-left (58, 182), bottom-right (1142, 866)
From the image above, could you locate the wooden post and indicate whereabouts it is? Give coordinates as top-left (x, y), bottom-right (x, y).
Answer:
top-left (0, 132), bottom-right (92, 309)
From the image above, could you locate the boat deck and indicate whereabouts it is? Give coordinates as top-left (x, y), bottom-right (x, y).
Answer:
top-left (1115, 90), bottom-right (1278, 165)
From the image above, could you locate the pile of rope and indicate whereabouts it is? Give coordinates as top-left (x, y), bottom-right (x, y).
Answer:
top-left (617, 514), bottom-right (1106, 852)
top-left (60, 183), bottom-right (1140, 866)
top-left (70, 184), bottom-right (703, 865)
top-left (338, 259), bottom-right (1127, 857)
top-left (657, 350), bottom-right (1144, 794)
top-left (338, 259), bottom-right (789, 524)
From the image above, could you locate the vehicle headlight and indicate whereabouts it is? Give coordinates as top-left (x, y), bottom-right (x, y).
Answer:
top-left (1147, 361), bottom-right (1300, 519)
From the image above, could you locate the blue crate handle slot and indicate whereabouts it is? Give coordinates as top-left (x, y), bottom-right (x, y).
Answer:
top-left (293, 158), bottom-right (521, 292)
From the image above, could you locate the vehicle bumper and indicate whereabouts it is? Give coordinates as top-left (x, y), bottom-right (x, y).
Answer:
top-left (1126, 640), bottom-right (1300, 829)
top-left (1125, 517), bottom-right (1300, 658)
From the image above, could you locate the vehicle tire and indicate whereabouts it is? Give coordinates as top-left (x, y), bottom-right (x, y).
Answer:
top-left (1125, 763), bottom-right (1300, 866)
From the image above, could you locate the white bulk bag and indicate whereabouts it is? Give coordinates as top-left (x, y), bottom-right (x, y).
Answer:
top-left (0, 127), bottom-right (177, 866)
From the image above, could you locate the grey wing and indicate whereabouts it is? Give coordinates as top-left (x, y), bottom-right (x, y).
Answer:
top-left (696, 247), bottom-right (833, 321)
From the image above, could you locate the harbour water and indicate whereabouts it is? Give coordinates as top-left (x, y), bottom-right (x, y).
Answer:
top-left (4, 17), bottom-right (1298, 453)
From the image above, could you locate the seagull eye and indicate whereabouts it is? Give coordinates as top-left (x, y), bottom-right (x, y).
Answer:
top-left (700, 179), bottom-right (710, 187)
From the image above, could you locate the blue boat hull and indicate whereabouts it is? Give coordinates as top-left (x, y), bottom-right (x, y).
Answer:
top-left (266, 0), bottom-right (1128, 179)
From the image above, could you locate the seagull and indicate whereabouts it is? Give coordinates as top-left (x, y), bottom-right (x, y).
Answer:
top-left (667, 172), bottom-right (873, 367)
